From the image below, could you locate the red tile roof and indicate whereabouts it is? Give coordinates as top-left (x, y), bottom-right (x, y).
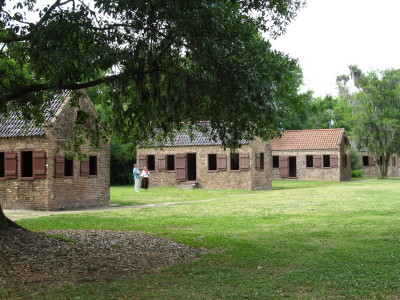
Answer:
top-left (271, 129), bottom-right (345, 151)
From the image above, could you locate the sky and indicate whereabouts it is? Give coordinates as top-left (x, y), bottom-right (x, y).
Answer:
top-left (270, 0), bottom-right (400, 97)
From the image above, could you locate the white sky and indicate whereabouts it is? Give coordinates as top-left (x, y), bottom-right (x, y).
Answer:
top-left (270, 0), bottom-right (400, 97)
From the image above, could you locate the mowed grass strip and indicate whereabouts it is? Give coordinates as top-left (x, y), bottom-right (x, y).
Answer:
top-left (10, 179), bottom-right (400, 299)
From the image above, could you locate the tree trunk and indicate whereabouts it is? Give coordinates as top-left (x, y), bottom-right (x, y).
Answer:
top-left (0, 203), bottom-right (25, 230)
top-left (376, 154), bottom-right (390, 179)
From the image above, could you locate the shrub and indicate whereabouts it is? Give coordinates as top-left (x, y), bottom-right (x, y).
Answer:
top-left (349, 148), bottom-right (363, 171)
top-left (351, 170), bottom-right (363, 178)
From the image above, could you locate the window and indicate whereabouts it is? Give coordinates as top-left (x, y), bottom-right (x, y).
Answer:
top-left (342, 154), bottom-right (347, 167)
top-left (362, 156), bottom-right (369, 166)
top-left (259, 153), bottom-right (264, 170)
top-left (208, 154), bottom-right (217, 171)
top-left (273, 156), bottom-right (279, 168)
top-left (306, 155), bottom-right (313, 168)
top-left (64, 158), bottom-right (74, 177)
top-left (21, 151), bottom-right (33, 178)
top-left (230, 153), bottom-right (239, 170)
top-left (393, 156), bottom-right (396, 166)
top-left (323, 155), bottom-right (330, 168)
top-left (0, 152), bottom-right (4, 178)
top-left (89, 155), bottom-right (98, 176)
top-left (147, 155), bottom-right (155, 171)
top-left (167, 155), bottom-right (175, 171)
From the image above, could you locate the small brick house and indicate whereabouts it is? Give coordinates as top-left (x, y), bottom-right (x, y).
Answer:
top-left (0, 94), bottom-right (110, 210)
top-left (271, 129), bottom-right (351, 181)
top-left (358, 151), bottom-right (399, 177)
top-left (137, 125), bottom-right (272, 190)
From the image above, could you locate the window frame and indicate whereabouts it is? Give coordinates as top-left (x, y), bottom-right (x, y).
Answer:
top-left (0, 152), bottom-right (4, 179)
top-left (166, 154), bottom-right (175, 172)
top-left (88, 155), bottom-right (98, 177)
top-left (323, 155), bottom-right (331, 168)
top-left (208, 153), bottom-right (218, 172)
top-left (64, 157), bottom-right (74, 178)
top-left (272, 156), bottom-right (279, 168)
top-left (306, 155), bottom-right (313, 168)
top-left (147, 155), bottom-right (156, 171)
top-left (20, 150), bottom-right (34, 180)
top-left (362, 155), bottom-right (369, 166)
top-left (230, 152), bottom-right (240, 171)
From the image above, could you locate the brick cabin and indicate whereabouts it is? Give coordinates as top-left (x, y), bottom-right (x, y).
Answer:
top-left (0, 94), bottom-right (110, 210)
top-left (271, 129), bottom-right (351, 181)
top-left (358, 150), bottom-right (399, 177)
top-left (137, 125), bottom-right (272, 190)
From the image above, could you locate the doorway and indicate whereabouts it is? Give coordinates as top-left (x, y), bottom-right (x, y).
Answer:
top-left (187, 153), bottom-right (197, 181)
top-left (289, 156), bottom-right (297, 178)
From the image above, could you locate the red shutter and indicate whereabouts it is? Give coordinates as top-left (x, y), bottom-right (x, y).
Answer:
top-left (279, 156), bottom-right (289, 178)
top-left (138, 155), bottom-right (147, 169)
top-left (5, 152), bottom-right (17, 178)
top-left (55, 156), bottom-right (64, 177)
top-left (239, 153), bottom-right (250, 171)
top-left (369, 156), bottom-right (375, 166)
top-left (313, 155), bottom-right (321, 168)
top-left (54, 156), bottom-right (64, 178)
top-left (157, 155), bottom-right (166, 171)
top-left (175, 154), bottom-right (186, 181)
top-left (33, 151), bottom-right (46, 178)
top-left (330, 154), bottom-right (338, 168)
top-left (255, 153), bottom-right (261, 170)
top-left (80, 158), bottom-right (89, 176)
top-left (217, 154), bottom-right (227, 171)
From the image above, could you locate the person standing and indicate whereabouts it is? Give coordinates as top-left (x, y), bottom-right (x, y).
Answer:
top-left (140, 166), bottom-right (150, 190)
top-left (133, 164), bottom-right (141, 192)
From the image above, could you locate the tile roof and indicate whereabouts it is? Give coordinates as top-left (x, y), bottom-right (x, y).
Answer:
top-left (0, 99), bottom-right (64, 138)
top-left (148, 123), bottom-right (249, 147)
top-left (271, 128), bottom-right (345, 151)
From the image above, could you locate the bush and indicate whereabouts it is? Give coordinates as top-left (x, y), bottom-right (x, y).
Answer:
top-left (351, 170), bottom-right (363, 178)
top-left (349, 148), bottom-right (363, 171)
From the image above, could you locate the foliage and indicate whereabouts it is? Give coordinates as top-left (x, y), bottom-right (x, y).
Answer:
top-left (1, 0), bottom-right (305, 149)
top-left (12, 180), bottom-right (400, 299)
top-left (348, 147), bottom-right (363, 171)
top-left (281, 92), bottom-right (352, 131)
top-left (337, 65), bottom-right (400, 178)
top-left (351, 170), bottom-right (362, 178)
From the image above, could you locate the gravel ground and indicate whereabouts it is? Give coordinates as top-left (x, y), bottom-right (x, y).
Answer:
top-left (0, 228), bottom-right (210, 290)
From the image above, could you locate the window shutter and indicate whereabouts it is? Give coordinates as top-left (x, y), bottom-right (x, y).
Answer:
top-left (138, 155), bottom-right (147, 169)
top-left (33, 151), bottom-right (46, 178)
top-left (279, 156), bottom-right (289, 178)
top-left (313, 155), bottom-right (321, 168)
top-left (239, 153), bottom-right (250, 171)
top-left (54, 156), bottom-right (64, 178)
top-left (369, 156), bottom-right (375, 166)
top-left (5, 152), bottom-right (17, 178)
top-left (217, 154), bottom-right (227, 171)
top-left (80, 158), bottom-right (89, 176)
top-left (156, 155), bottom-right (166, 171)
top-left (330, 154), bottom-right (338, 168)
top-left (175, 154), bottom-right (186, 181)
top-left (255, 153), bottom-right (261, 170)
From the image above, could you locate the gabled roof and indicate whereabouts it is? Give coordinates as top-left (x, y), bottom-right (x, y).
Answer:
top-left (271, 128), bottom-right (346, 151)
top-left (0, 99), bottom-right (64, 138)
top-left (146, 123), bottom-right (249, 147)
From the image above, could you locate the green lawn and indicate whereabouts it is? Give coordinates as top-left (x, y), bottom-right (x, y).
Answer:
top-left (7, 179), bottom-right (400, 299)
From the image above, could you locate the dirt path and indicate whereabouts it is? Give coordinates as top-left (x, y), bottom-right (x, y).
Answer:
top-left (4, 199), bottom-right (214, 221)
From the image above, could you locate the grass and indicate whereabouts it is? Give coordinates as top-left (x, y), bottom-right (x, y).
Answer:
top-left (6, 179), bottom-right (400, 299)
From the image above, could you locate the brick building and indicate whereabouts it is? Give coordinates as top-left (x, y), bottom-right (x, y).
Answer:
top-left (271, 129), bottom-right (351, 181)
top-left (358, 151), bottom-right (399, 177)
top-left (0, 94), bottom-right (110, 210)
top-left (137, 125), bottom-right (272, 190)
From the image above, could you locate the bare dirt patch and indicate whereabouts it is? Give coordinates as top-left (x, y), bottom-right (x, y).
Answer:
top-left (0, 228), bottom-right (209, 291)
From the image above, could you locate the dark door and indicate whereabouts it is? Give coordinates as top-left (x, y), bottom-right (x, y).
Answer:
top-left (289, 156), bottom-right (297, 178)
top-left (187, 153), bottom-right (196, 181)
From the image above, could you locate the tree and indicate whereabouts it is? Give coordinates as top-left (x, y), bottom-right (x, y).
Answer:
top-left (337, 65), bottom-right (400, 179)
top-left (0, 0), bottom-right (304, 228)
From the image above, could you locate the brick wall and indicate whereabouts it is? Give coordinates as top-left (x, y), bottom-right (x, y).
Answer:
top-left (272, 148), bottom-right (351, 181)
top-left (359, 153), bottom-right (399, 177)
top-left (137, 139), bottom-right (272, 190)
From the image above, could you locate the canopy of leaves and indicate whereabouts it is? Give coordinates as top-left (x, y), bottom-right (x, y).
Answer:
top-left (1, 0), bottom-right (304, 148)
top-left (337, 65), bottom-right (400, 178)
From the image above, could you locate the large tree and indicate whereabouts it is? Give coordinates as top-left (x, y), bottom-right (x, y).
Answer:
top-left (337, 65), bottom-right (400, 178)
top-left (0, 0), bottom-right (304, 228)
